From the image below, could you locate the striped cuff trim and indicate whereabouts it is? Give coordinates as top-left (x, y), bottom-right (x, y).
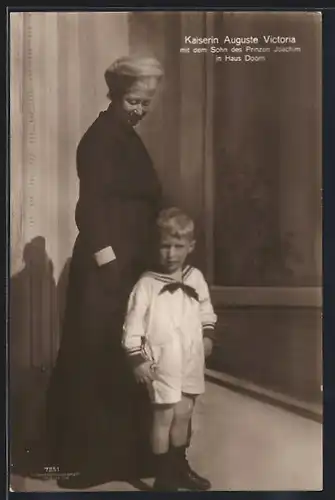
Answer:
top-left (127, 347), bottom-right (142, 355)
top-left (202, 323), bottom-right (215, 329)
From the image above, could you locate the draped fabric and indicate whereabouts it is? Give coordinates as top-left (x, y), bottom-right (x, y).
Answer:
top-left (10, 11), bottom-right (130, 371)
top-left (10, 11), bottom-right (130, 473)
top-left (211, 12), bottom-right (322, 287)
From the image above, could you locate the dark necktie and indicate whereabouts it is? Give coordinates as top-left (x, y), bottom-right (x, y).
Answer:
top-left (159, 282), bottom-right (199, 302)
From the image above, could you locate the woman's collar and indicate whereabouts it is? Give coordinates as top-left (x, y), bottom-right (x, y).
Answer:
top-left (104, 103), bottom-right (135, 135)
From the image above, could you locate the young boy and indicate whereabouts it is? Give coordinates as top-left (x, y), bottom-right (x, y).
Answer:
top-left (122, 207), bottom-right (217, 491)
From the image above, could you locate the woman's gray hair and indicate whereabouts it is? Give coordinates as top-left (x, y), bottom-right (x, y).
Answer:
top-left (105, 56), bottom-right (164, 99)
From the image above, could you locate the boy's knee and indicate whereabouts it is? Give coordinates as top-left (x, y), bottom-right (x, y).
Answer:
top-left (174, 396), bottom-right (194, 421)
top-left (153, 404), bottom-right (174, 427)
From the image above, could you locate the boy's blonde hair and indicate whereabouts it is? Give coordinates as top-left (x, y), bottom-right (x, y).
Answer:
top-left (156, 207), bottom-right (195, 240)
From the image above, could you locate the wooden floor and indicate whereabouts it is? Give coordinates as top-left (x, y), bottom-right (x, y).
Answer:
top-left (10, 380), bottom-right (323, 492)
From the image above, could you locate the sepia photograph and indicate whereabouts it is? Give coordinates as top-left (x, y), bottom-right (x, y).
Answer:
top-left (9, 10), bottom-right (323, 492)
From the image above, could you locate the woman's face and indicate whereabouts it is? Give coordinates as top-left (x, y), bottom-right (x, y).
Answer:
top-left (118, 79), bottom-right (158, 127)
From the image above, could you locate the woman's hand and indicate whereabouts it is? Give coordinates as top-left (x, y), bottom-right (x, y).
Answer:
top-left (203, 337), bottom-right (213, 358)
top-left (133, 361), bottom-right (156, 384)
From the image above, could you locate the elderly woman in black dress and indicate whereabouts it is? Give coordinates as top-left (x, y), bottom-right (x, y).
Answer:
top-left (46, 56), bottom-right (165, 489)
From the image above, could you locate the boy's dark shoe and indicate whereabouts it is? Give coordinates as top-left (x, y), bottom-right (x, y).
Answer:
top-left (171, 445), bottom-right (211, 491)
top-left (177, 462), bottom-right (212, 491)
top-left (152, 452), bottom-right (179, 492)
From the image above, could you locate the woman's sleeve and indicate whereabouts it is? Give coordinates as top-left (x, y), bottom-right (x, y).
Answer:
top-left (75, 134), bottom-right (118, 258)
top-left (196, 271), bottom-right (218, 340)
top-left (122, 279), bottom-right (150, 367)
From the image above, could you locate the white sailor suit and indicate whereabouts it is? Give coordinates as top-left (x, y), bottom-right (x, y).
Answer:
top-left (122, 265), bottom-right (217, 404)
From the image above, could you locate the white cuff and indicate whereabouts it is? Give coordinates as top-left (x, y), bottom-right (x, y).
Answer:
top-left (94, 246), bottom-right (116, 266)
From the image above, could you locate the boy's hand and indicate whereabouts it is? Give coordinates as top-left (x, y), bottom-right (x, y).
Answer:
top-left (133, 361), bottom-right (156, 384)
top-left (203, 337), bottom-right (213, 358)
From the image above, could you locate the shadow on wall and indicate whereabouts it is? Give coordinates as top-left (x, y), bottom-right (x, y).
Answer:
top-left (9, 236), bottom-right (71, 477)
top-left (57, 257), bottom-right (72, 329)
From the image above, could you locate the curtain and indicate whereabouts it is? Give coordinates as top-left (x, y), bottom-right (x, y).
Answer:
top-left (10, 12), bottom-right (130, 371)
top-left (210, 12), bottom-right (322, 288)
top-left (9, 12), bottom-right (130, 472)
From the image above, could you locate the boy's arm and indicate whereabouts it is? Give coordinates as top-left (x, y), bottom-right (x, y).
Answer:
top-left (197, 272), bottom-right (218, 340)
top-left (122, 279), bottom-right (151, 368)
top-left (197, 273), bottom-right (217, 357)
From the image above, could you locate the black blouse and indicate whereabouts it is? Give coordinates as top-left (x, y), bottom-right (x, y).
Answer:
top-left (75, 104), bottom-right (162, 265)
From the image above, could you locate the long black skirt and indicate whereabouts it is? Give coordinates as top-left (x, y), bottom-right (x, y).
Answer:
top-left (46, 238), bottom-right (155, 485)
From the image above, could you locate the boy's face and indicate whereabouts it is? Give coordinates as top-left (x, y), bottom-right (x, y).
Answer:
top-left (158, 233), bottom-right (195, 274)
